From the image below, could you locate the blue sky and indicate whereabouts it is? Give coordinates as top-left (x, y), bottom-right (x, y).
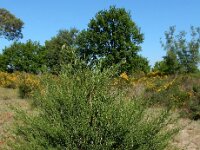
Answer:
top-left (1, 0), bottom-right (200, 66)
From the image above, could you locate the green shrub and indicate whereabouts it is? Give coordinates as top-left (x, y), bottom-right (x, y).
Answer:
top-left (147, 74), bottom-right (200, 120)
top-left (18, 73), bottom-right (40, 99)
top-left (188, 85), bottom-right (200, 120)
top-left (12, 65), bottom-right (178, 149)
top-left (18, 83), bottom-right (32, 99)
top-left (147, 83), bottom-right (190, 108)
top-left (168, 86), bottom-right (189, 108)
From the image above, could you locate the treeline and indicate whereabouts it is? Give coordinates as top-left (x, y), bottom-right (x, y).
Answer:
top-left (0, 6), bottom-right (200, 75)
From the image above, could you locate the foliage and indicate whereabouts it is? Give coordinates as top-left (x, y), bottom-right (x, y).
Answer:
top-left (18, 73), bottom-right (40, 99)
top-left (152, 61), bottom-right (167, 74)
top-left (127, 55), bottom-right (150, 74)
top-left (77, 6), bottom-right (149, 74)
top-left (148, 81), bottom-right (190, 108)
top-left (113, 71), bottom-right (200, 120)
top-left (45, 28), bottom-right (79, 74)
top-left (0, 71), bottom-right (20, 88)
top-left (0, 8), bottom-right (24, 41)
top-left (12, 65), bottom-right (177, 149)
top-left (0, 71), bottom-right (40, 98)
top-left (188, 85), bottom-right (200, 120)
top-left (163, 50), bottom-right (180, 74)
top-left (157, 26), bottom-right (200, 74)
top-left (0, 40), bottom-right (47, 73)
top-left (143, 73), bottom-right (200, 120)
top-left (0, 54), bottom-right (7, 71)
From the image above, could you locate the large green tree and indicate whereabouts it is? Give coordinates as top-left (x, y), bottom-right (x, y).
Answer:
top-left (0, 8), bottom-right (24, 41)
top-left (77, 6), bottom-right (149, 74)
top-left (0, 40), bottom-right (46, 73)
top-left (155, 26), bottom-right (200, 74)
top-left (45, 28), bottom-right (79, 73)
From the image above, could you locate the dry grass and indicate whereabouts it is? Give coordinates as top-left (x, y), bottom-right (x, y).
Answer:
top-left (0, 87), bottom-right (19, 101)
top-left (0, 87), bottom-right (29, 149)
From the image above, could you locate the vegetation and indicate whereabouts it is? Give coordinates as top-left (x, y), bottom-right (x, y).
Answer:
top-left (12, 64), bottom-right (177, 149)
top-left (45, 28), bottom-right (79, 74)
top-left (0, 8), bottom-right (24, 41)
top-left (0, 5), bottom-right (200, 150)
top-left (0, 40), bottom-right (46, 73)
top-left (144, 73), bottom-right (200, 120)
top-left (154, 26), bottom-right (200, 74)
top-left (0, 71), bottom-right (40, 98)
top-left (77, 6), bottom-right (150, 74)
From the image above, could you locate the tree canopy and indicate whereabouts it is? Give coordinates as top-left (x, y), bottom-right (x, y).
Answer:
top-left (0, 8), bottom-right (24, 41)
top-left (77, 6), bottom-right (149, 74)
top-left (0, 40), bottom-right (46, 73)
top-left (45, 28), bottom-right (79, 73)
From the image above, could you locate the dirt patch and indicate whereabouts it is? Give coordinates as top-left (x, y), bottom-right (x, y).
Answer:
top-left (172, 119), bottom-right (200, 150)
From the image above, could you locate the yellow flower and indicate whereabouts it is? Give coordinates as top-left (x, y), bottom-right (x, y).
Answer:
top-left (157, 88), bottom-right (162, 92)
top-left (120, 72), bottom-right (129, 80)
top-left (188, 91), bottom-right (193, 97)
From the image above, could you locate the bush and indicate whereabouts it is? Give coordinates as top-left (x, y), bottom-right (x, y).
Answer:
top-left (146, 74), bottom-right (200, 120)
top-left (18, 83), bottom-right (32, 99)
top-left (0, 71), bottom-right (20, 88)
top-left (12, 65), bottom-right (178, 149)
top-left (149, 85), bottom-right (190, 108)
top-left (18, 73), bottom-right (40, 99)
top-left (188, 85), bottom-right (200, 120)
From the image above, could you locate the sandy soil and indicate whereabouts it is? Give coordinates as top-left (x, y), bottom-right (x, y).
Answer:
top-left (172, 119), bottom-right (200, 150)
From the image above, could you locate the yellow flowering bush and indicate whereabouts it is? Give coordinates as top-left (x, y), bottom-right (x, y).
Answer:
top-left (111, 71), bottom-right (200, 120)
top-left (0, 71), bottom-right (41, 98)
top-left (18, 73), bottom-right (41, 98)
top-left (111, 72), bottom-right (129, 86)
top-left (0, 71), bottom-right (21, 88)
top-left (155, 78), bottom-right (176, 93)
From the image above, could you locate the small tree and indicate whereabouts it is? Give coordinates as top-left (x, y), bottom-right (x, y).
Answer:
top-left (160, 26), bottom-right (200, 74)
top-left (77, 6), bottom-right (148, 74)
top-left (0, 8), bottom-right (24, 41)
top-left (164, 50), bottom-right (180, 74)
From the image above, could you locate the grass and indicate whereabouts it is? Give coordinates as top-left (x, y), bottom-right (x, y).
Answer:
top-left (0, 87), bottom-right (29, 149)
top-left (0, 87), bottom-right (19, 101)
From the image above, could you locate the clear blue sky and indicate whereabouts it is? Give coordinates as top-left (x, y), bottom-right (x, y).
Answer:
top-left (1, 0), bottom-right (200, 66)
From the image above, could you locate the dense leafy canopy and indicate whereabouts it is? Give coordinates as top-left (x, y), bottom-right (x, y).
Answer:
top-left (77, 6), bottom-right (148, 74)
top-left (0, 8), bottom-right (24, 41)
top-left (0, 40), bottom-right (46, 73)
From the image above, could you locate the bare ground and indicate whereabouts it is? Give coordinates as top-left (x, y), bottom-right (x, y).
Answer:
top-left (172, 119), bottom-right (200, 150)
